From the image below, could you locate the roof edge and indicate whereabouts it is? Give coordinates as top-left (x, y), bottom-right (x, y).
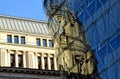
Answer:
top-left (0, 14), bottom-right (47, 24)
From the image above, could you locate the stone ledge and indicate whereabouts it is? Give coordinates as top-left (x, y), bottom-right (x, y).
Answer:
top-left (0, 67), bottom-right (60, 76)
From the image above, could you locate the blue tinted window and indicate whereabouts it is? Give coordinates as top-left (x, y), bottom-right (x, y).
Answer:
top-left (36, 38), bottom-right (41, 46)
top-left (14, 36), bottom-right (19, 44)
top-left (7, 35), bottom-right (12, 43)
top-left (21, 36), bottom-right (25, 44)
top-left (43, 39), bottom-right (47, 47)
top-left (49, 40), bottom-right (53, 47)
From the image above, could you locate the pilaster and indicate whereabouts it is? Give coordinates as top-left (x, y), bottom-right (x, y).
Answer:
top-left (23, 51), bottom-right (26, 68)
top-left (15, 50), bottom-right (18, 67)
top-left (48, 54), bottom-right (51, 70)
top-left (41, 53), bottom-right (45, 69)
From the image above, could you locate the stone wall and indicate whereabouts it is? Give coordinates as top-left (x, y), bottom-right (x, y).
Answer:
top-left (0, 67), bottom-right (60, 79)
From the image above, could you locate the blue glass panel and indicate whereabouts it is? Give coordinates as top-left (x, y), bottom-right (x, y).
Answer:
top-left (7, 35), bottom-right (12, 43)
top-left (110, 35), bottom-right (120, 49)
top-left (97, 45), bottom-right (106, 59)
top-left (49, 40), bottom-right (53, 47)
top-left (101, 0), bottom-right (107, 4)
top-left (21, 36), bottom-right (25, 44)
top-left (14, 36), bottom-right (19, 44)
top-left (43, 39), bottom-right (47, 47)
top-left (36, 38), bottom-right (41, 46)
top-left (84, 11), bottom-right (90, 21)
top-left (78, 12), bottom-right (84, 22)
top-left (87, 1), bottom-right (95, 16)
top-left (96, 0), bottom-right (102, 10)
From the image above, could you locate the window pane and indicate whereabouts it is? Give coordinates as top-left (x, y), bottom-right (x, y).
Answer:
top-left (14, 36), bottom-right (19, 44)
top-left (18, 55), bottom-right (23, 62)
top-left (37, 57), bottom-right (41, 69)
top-left (50, 58), bottom-right (54, 70)
top-left (10, 54), bottom-right (15, 67)
top-left (18, 55), bottom-right (23, 67)
top-left (44, 57), bottom-right (48, 69)
top-left (7, 35), bottom-right (12, 43)
top-left (21, 36), bottom-right (25, 44)
top-left (43, 39), bottom-right (47, 47)
top-left (36, 38), bottom-right (41, 46)
top-left (49, 40), bottom-right (53, 47)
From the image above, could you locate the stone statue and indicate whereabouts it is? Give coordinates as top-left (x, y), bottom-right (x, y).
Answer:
top-left (47, 7), bottom-right (98, 76)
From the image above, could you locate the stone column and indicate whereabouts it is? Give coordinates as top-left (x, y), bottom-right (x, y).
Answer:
top-left (41, 38), bottom-right (43, 46)
top-left (7, 49), bottom-right (10, 67)
top-left (19, 35), bottom-right (20, 43)
top-left (12, 35), bottom-right (14, 43)
top-left (34, 52), bottom-right (38, 69)
top-left (15, 50), bottom-right (18, 67)
top-left (54, 55), bottom-right (57, 70)
top-left (48, 54), bottom-right (51, 70)
top-left (41, 53), bottom-right (45, 69)
top-left (23, 51), bottom-right (26, 68)
top-left (47, 39), bottom-right (49, 47)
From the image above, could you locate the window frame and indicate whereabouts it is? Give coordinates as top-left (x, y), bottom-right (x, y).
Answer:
top-left (10, 54), bottom-right (15, 67)
top-left (43, 39), bottom-right (47, 47)
top-left (7, 35), bottom-right (12, 43)
top-left (14, 35), bottom-right (19, 44)
top-left (20, 36), bottom-right (25, 44)
top-left (49, 40), bottom-right (53, 47)
top-left (37, 56), bottom-right (42, 69)
top-left (50, 57), bottom-right (54, 70)
top-left (18, 55), bottom-right (23, 67)
top-left (36, 38), bottom-right (41, 46)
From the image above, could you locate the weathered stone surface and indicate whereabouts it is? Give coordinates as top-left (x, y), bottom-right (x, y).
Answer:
top-left (0, 67), bottom-right (60, 79)
top-left (46, 5), bottom-right (97, 75)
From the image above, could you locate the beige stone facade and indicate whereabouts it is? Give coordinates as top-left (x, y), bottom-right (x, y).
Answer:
top-left (0, 15), bottom-right (57, 70)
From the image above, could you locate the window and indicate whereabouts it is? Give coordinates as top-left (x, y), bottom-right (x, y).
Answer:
top-left (21, 36), bottom-right (25, 44)
top-left (18, 55), bottom-right (23, 67)
top-left (49, 40), bottom-right (53, 47)
top-left (43, 39), bottom-right (47, 47)
top-left (14, 36), bottom-right (19, 44)
top-left (7, 35), bottom-right (12, 43)
top-left (10, 54), bottom-right (15, 67)
top-left (50, 58), bottom-right (54, 70)
top-left (44, 57), bottom-right (48, 69)
top-left (37, 56), bottom-right (41, 69)
top-left (36, 38), bottom-right (41, 46)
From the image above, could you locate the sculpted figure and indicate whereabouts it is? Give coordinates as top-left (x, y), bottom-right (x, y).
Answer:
top-left (47, 8), bottom-right (97, 75)
top-left (44, 1), bottom-right (101, 78)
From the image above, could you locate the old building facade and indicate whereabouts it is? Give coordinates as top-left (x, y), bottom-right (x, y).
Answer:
top-left (0, 15), bottom-right (57, 71)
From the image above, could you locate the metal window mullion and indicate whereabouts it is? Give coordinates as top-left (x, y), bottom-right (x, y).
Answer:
top-left (98, 0), bottom-right (103, 5)
top-left (108, 43), bottom-right (116, 59)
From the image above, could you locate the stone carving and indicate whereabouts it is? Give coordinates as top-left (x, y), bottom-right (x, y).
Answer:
top-left (47, 6), bottom-right (98, 76)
